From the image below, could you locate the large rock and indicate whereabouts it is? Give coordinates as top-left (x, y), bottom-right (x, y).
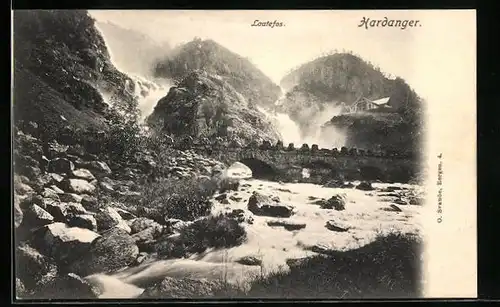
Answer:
top-left (247, 192), bottom-right (295, 218)
top-left (31, 273), bottom-right (101, 299)
top-left (318, 194), bottom-right (347, 211)
top-left (325, 220), bottom-right (350, 232)
top-left (129, 217), bottom-right (161, 234)
top-left (85, 161), bottom-right (112, 177)
top-left (67, 214), bottom-right (98, 231)
top-left (267, 219), bottom-right (306, 231)
top-left (235, 256), bottom-right (262, 266)
top-left (35, 222), bottom-right (100, 264)
top-left (41, 188), bottom-right (61, 201)
top-left (139, 277), bottom-right (227, 298)
top-left (16, 243), bottom-right (59, 291)
top-left (71, 168), bottom-right (96, 181)
top-left (14, 194), bottom-right (24, 228)
top-left (356, 181), bottom-right (374, 191)
top-left (62, 179), bottom-right (96, 195)
top-left (23, 204), bottom-right (55, 228)
top-left (81, 195), bottom-right (99, 211)
top-left (59, 193), bottom-right (83, 203)
top-left (131, 226), bottom-right (163, 252)
top-left (45, 202), bottom-right (87, 222)
top-left (68, 227), bottom-right (139, 276)
top-left (48, 158), bottom-right (74, 174)
top-left (95, 207), bottom-right (131, 233)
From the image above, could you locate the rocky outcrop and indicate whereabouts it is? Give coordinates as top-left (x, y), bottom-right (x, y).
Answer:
top-left (147, 71), bottom-right (282, 146)
top-left (153, 38), bottom-right (281, 109)
top-left (68, 227), bottom-right (139, 276)
top-left (247, 192), bottom-right (295, 218)
top-left (325, 220), bottom-right (350, 232)
top-left (34, 222), bottom-right (101, 264)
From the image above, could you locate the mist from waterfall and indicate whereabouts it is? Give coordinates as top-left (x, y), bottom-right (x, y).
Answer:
top-left (257, 88), bottom-right (347, 149)
top-left (95, 23), bottom-right (172, 122)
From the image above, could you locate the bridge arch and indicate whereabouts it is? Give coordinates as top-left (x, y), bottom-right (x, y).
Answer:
top-left (238, 157), bottom-right (277, 180)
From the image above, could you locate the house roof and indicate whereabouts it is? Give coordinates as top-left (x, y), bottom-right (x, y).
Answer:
top-left (371, 97), bottom-right (391, 105)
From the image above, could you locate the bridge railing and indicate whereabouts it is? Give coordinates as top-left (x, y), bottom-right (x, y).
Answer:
top-left (167, 136), bottom-right (415, 160)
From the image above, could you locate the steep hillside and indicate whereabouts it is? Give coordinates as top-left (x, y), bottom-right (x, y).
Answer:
top-left (147, 70), bottom-right (282, 145)
top-left (279, 52), bottom-right (423, 156)
top-left (153, 38), bottom-right (281, 108)
top-left (13, 10), bottom-right (139, 142)
top-left (95, 21), bottom-right (171, 76)
top-left (277, 53), bottom-right (395, 130)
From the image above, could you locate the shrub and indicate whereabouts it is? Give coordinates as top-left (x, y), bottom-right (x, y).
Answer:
top-left (156, 213), bottom-right (247, 259)
top-left (138, 176), bottom-right (218, 222)
top-left (181, 213), bottom-right (247, 253)
top-left (245, 232), bottom-right (422, 299)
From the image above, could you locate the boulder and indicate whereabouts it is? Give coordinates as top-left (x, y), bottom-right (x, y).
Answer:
top-left (356, 181), bottom-right (374, 191)
top-left (48, 158), bottom-right (74, 174)
top-left (14, 194), bottom-right (24, 228)
top-left (235, 256), bottom-right (262, 266)
top-left (15, 180), bottom-right (34, 195)
top-left (247, 192), bottom-right (295, 218)
top-left (131, 226), bottom-right (164, 252)
top-left (50, 185), bottom-right (65, 194)
top-left (62, 179), bottom-right (96, 195)
top-left (86, 161), bottom-right (112, 177)
top-left (41, 188), bottom-right (60, 201)
top-left (68, 227), bottom-right (139, 276)
top-left (325, 220), bottom-right (350, 232)
top-left (95, 207), bottom-right (131, 233)
top-left (81, 195), bottom-right (99, 211)
top-left (382, 204), bottom-right (403, 212)
top-left (112, 207), bottom-right (137, 220)
top-left (23, 204), bottom-right (55, 228)
top-left (45, 202), bottom-right (87, 222)
top-left (130, 217), bottom-right (161, 234)
top-left (35, 222), bottom-right (100, 264)
top-left (16, 243), bottom-right (59, 291)
top-left (67, 214), bottom-right (98, 231)
top-left (71, 169), bottom-right (96, 181)
top-left (32, 273), bottom-right (101, 299)
top-left (59, 193), bottom-right (83, 203)
top-left (319, 194), bottom-right (347, 211)
top-left (139, 277), bottom-right (227, 298)
top-left (267, 219), bottom-right (306, 231)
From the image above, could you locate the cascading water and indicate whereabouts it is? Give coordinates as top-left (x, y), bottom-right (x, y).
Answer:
top-left (95, 23), bottom-right (172, 123)
top-left (257, 87), bottom-right (347, 149)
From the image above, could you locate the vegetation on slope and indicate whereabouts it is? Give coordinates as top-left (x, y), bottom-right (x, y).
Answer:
top-left (13, 10), bottom-right (139, 143)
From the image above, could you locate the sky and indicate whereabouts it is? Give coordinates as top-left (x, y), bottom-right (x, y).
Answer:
top-left (89, 9), bottom-right (475, 104)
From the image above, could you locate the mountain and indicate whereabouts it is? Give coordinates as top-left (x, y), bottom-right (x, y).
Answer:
top-left (13, 10), bottom-right (140, 142)
top-left (152, 38), bottom-right (281, 108)
top-left (95, 21), bottom-right (171, 76)
top-left (147, 70), bottom-right (282, 145)
top-left (279, 52), bottom-right (423, 156)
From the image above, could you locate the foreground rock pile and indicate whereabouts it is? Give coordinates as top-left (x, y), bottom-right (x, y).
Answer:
top-left (13, 129), bottom-right (232, 299)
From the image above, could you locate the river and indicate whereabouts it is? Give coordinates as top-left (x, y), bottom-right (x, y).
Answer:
top-left (84, 163), bottom-right (423, 298)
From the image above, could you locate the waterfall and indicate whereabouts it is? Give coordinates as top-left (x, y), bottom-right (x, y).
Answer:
top-left (257, 88), bottom-right (347, 149)
top-left (95, 23), bottom-right (172, 122)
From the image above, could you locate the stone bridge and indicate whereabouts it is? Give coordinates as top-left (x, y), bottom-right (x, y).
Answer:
top-left (172, 138), bottom-right (419, 184)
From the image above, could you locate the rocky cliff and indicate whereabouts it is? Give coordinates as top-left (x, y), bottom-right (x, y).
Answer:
top-left (153, 38), bottom-right (281, 108)
top-left (147, 71), bottom-right (282, 145)
top-left (13, 10), bottom-right (139, 142)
